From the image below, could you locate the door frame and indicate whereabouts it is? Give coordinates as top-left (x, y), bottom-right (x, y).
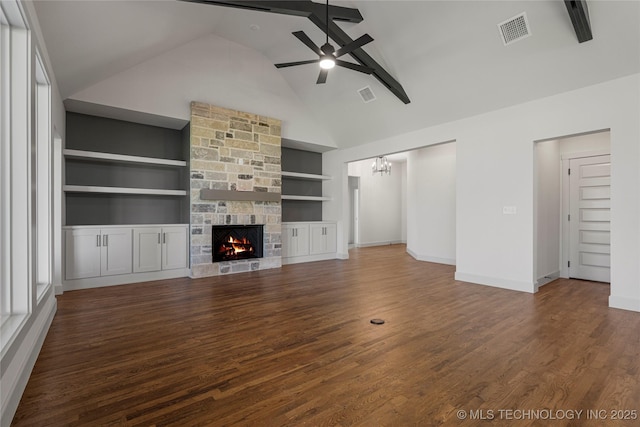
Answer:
top-left (560, 149), bottom-right (610, 278)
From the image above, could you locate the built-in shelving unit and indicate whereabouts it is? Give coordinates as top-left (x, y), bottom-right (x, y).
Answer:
top-left (64, 111), bottom-right (190, 226)
top-left (281, 147), bottom-right (331, 222)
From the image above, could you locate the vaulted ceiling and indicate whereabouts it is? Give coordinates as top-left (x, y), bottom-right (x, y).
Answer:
top-left (33, 1), bottom-right (640, 149)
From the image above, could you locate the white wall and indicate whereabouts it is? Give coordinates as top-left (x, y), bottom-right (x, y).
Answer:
top-left (535, 139), bottom-right (560, 282)
top-left (68, 33), bottom-right (334, 147)
top-left (324, 73), bottom-right (640, 311)
top-left (347, 158), bottom-right (404, 246)
top-left (406, 142), bottom-right (456, 265)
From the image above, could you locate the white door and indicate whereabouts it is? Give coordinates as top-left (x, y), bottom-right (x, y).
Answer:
top-left (101, 228), bottom-right (133, 276)
top-left (324, 223), bottom-right (337, 253)
top-left (162, 226), bottom-right (188, 270)
top-left (133, 227), bottom-right (162, 273)
top-left (65, 228), bottom-right (101, 280)
top-left (569, 155), bottom-right (611, 282)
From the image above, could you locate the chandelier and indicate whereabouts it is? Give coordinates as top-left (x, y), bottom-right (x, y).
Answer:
top-left (371, 156), bottom-right (391, 175)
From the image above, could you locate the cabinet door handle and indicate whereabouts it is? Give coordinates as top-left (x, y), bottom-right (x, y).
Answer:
top-left (103, 235), bottom-right (108, 247)
top-left (163, 233), bottom-right (166, 244)
top-left (97, 235), bottom-right (101, 247)
top-left (158, 233), bottom-right (161, 244)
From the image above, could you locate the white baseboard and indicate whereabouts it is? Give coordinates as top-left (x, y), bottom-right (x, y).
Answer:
top-left (356, 240), bottom-right (404, 248)
top-left (536, 271), bottom-right (560, 289)
top-left (406, 248), bottom-right (456, 266)
top-left (336, 252), bottom-right (349, 260)
top-left (609, 295), bottom-right (640, 312)
top-left (455, 272), bottom-right (536, 293)
top-left (63, 268), bottom-right (190, 291)
top-left (53, 283), bottom-right (64, 295)
top-left (1, 295), bottom-right (56, 427)
top-left (282, 253), bottom-right (337, 265)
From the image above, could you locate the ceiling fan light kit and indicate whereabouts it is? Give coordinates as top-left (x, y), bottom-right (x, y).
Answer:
top-left (274, 0), bottom-right (374, 84)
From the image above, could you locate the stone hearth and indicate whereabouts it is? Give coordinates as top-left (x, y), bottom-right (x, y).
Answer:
top-left (189, 101), bottom-right (282, 278)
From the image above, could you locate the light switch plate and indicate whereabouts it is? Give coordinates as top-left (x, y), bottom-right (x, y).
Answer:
top-left (503, 206), bottom-right (517, 215)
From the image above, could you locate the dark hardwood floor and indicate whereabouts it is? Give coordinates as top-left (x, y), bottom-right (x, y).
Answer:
top-left (12, 245), bottom-right (640, 426)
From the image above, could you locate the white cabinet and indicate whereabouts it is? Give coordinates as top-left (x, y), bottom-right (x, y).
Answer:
top-left (282, 223), bottom-right (309, 258)
top-left (133, 225), bottom-right (188, 273)
top-left (282, 222), bottom-right (336, 264)
top-left (310, 223), bottom-right (337, 255)
top-left (65, 227), bottom-right (132, 279)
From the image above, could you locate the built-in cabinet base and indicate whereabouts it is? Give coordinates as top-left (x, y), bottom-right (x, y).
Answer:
top-left (282, 221), bottom-right (337, 265)
top-left (63, 224), bottom-right (189, 291)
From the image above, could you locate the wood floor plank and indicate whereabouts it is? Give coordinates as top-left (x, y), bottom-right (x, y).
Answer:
top-left (11, 245), bottom-right (640, 426)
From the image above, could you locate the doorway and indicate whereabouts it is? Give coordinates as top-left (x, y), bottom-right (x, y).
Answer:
top-left (534, 130), bottom-right (611, 286)
top-left (348, 176), bottom-right (359, 248)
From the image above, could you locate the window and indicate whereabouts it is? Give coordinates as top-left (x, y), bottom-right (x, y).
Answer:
top-left (35, 52), bottom-right (52, 302)
top-left (0, 0), bottom-right (36, 346)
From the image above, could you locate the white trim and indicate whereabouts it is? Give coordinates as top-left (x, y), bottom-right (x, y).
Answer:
top-left (560, 149), bottom-right (610, 160)
top-left (454, 272), bottom-right (536, 293)
top-left (63, 223), bottom-right (188, 230)
top-left (536, 270), bottom-right (560, 288)
top-left (406, 248), bottom-right (456, 266)
top-left (281, 171), bottom-right (331, 180)
top-left (356, 240), bottom-right (404, 248)
top-left (63, 185), bottom-right (187, 196)
top-left (1, 295), bottom-right (56, 427)
top-left (336, 251), bottom-right (349, 260)
top-left (282, 252), bottom-right (337, 265)
top-left (609, 295), bottom-right (640, 312)
top-left (63, 149), bottom-right (187, 167)
top-left (63, 268), bottom-right (190, 291)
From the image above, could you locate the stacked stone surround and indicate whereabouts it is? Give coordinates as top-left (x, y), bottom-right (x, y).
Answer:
top-left (189, 101), bottom-right (282, 278)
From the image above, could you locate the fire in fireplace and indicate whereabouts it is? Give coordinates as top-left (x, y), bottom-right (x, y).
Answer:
top-left (212, 225), bottom-right (264, 262)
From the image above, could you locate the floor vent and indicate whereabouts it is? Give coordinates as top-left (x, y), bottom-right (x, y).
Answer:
top-left (358, 86), bottom-right (376, 103)
top-left (498, 12), bottom-right (531, 45)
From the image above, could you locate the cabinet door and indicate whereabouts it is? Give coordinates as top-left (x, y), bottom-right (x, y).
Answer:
top-left (162, 226), bottom-right (188, 270)
top-left (282, 225), bottom-right (309, 257)
top-left (101, 228), bottom-right (133, 276)
top-left (65, 228), bottom-right (101, 280)
top-left (282, 225), bottom-right (296, 258)
top-left (294, 225), bottom-right (310, 256)
top-left (133, 227), bottom-right (162, 273)
top-left (324, 223), bottom-right (337, 253)
top-left (309, 224), bottom-right (326, 255)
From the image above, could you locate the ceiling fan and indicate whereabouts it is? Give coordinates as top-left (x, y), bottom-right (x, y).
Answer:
top-left (274, 0), bottom-right (375, 84)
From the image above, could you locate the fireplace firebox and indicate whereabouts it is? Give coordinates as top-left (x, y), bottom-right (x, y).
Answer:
top-left (212, 225), bottom-right (264, 262)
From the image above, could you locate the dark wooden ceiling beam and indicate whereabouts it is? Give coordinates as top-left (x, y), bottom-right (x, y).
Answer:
top-left (182, 1), bottom-right (363, 22)
top-left (181, 0), bottom-right (410, 104)
top-left (564, 0), bottom-right (593, 43)
top-left (308, 14), bottom-right (410, 104)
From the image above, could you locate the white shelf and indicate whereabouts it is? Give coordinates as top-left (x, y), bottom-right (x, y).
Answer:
top-left (64, 149), bottom-right (187, 167)
top-left (64, 185), bottom-right (187, 196)
top-left (281, 171), bottom-right (331, 180)
top-left (281, 195), bottom-right (331, 201)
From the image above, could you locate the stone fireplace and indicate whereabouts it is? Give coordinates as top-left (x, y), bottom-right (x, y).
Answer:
top-left (189, 101), bottom-right (282, 278)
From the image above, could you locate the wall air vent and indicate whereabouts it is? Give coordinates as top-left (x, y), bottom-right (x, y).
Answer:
top-left (498, 12), bottom-right (531, 46)
top-left (358, 86), bottom-right (376, 103)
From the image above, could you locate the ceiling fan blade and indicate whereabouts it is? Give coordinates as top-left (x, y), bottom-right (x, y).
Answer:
top-left (316, 69), bottom-right (329, 84)
top-left (335, 59), bottom-right (374, 74)
top-left (275, 59), bottom-right (320, 68)
top-left (293, 31), bottom-right (323, 56)
top-left (335, 34), bottom-right (374, 57)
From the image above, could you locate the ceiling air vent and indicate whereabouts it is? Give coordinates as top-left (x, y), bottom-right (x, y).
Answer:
top-left (498, 12), bottom-right (531, 46)
top-left (358, 86), bottom-right (376, 103)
